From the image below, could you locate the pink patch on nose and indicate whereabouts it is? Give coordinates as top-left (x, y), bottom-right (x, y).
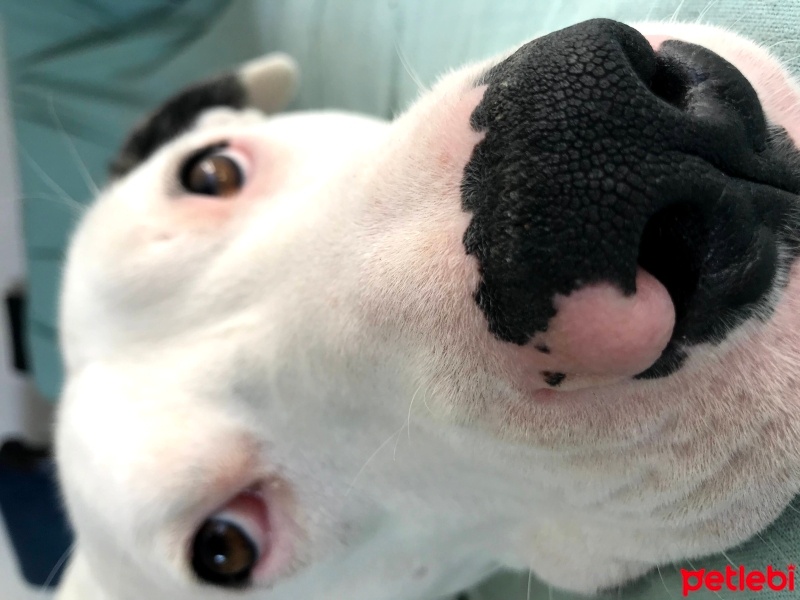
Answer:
top-left (493, 269), bottom-right (676, 395)
top-left (547, 268), bottom-right (675, 378)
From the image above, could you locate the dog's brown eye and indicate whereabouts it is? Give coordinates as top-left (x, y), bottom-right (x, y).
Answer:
top-left (191, 518), bottom-right (258, 587)
top-left (180, 145), bottom-right (244, 198)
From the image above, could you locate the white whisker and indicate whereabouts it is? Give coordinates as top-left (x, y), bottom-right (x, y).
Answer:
top-left (407, 382), bottom-right (423, 442)
top-left (669, 0), bottom-right (688, 23)
top-left (39, 541), bottom-right (75, 595)
top-left (645, 0), bottom-right (661, 23)
top-left (727, 13), bottom-right (747, 30)
top-left (20, 192), bottom-right (86, 217)
top-left (527, 568), bottom-right (533, 600)
top-left (345, 425), bottom-right (405, 496)
top-left (48, 92), bottom-right (99, 196)
top-left (394, 39), bottom-right (428, 96)
top-left (719, 549), bottom-right (736, 568)
top-left (695, 0), bottom-right (718, 25)
top-left (782, 500), bottom-right (800, 517)
top-left (657, 564), bottom-right (677, 599)
top-left (17, 144), bottom-right (86, 214)
top-left (421, 384), bottom-right (436, 416)
top-left (764, 38), bottom-right (800, 51)
top-left (393, 422), bottom-right (404, 460)
top-left (754, 529), bottom-right (793, 566)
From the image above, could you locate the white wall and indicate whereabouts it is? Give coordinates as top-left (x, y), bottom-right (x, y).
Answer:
top-left (0, 23), bottom-right (54, 446)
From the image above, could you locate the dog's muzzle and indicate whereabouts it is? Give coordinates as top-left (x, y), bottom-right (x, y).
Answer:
top-left (462, 18), bottom-right (800, 379)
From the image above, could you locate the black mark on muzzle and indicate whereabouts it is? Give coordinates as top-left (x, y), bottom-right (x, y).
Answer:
top-left (462, 18), bottom-right (800, 378)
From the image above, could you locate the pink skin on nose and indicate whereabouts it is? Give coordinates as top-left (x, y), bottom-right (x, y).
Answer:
top-left (544, 269), bottom-right (675, 378)
top-left (445, 84), bottom-right (677, 388)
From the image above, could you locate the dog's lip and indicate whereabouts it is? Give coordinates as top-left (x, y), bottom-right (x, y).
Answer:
top-left (529, 387), bottom-right (593, 403)
top-left (520, 368), bottom-right (654, 407)
top-left (527, 374), bottom-right (631, 402)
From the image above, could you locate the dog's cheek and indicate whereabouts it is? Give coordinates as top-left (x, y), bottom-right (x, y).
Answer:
top-left (350, 128), bottom-right (515, 424)
top-left (358, 98), bottom-right (486, 329)
top-left (431, 85), bottom-right (488, 178)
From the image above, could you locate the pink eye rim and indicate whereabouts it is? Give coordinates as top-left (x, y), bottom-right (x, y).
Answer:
top-left (188, 487), bottom-right (272, 589)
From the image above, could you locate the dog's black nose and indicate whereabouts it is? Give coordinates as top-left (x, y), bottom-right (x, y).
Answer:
top-left (462, 18), bottom-right (800, 378)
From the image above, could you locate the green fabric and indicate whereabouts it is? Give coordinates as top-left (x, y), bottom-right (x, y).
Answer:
top-left (4, 1), bottom-right (800, 597)
top-left (251, 0), bottom-right (800, 115)
top-left (471, 496), bottom-right (800, 599)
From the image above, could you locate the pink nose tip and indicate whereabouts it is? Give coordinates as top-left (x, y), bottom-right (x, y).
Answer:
top-left (542, 268), bottom-right (676, 381)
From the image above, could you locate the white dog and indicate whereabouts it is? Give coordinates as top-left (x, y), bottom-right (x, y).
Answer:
top-left (54, 18), bottom-right (800, 600)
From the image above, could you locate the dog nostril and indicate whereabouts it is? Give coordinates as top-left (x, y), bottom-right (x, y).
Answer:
top-left (638, 203), bottom-right (708, 323)
top-left (542, 371), bottom-right (566, 387)
top-left (191, 517), bottom-right (260, 587)
top-left (648, 57), bottom-right (696, 111)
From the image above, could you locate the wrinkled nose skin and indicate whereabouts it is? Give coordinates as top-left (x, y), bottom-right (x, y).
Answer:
top-left (463, 18), bottom-right (800, 379)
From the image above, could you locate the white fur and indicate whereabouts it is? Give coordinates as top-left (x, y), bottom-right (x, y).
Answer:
top-left (55, 24), bottom-right (800, 600)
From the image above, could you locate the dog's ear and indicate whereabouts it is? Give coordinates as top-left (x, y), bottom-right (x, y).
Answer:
top-left (109, 53), bottom-right (299, 179)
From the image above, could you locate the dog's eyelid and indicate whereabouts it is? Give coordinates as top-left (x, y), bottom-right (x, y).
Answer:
top-left (181, 141), bottom-right (232, 173)
top-left (178, 141), bottom-right (251, 198)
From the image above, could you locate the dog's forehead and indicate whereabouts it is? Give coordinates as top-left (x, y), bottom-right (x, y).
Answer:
top-left (109, 74), bottom-right (248, 178)
top-left (109, 52), bottom-right (299, 178)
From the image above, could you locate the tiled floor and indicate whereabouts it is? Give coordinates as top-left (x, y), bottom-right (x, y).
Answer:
top-left (0, 516), bottom-right (53, 600)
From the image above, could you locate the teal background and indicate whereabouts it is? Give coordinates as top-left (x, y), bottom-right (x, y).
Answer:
top-left (2, 1), bottom-right (799, 598)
